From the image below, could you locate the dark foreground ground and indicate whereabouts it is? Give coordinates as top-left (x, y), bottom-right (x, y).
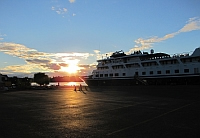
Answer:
top-left (0, 85), bottom-right (200, 138)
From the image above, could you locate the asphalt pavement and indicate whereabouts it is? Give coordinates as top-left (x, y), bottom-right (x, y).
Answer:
top-left (0, 86), bottom-right (199, 138)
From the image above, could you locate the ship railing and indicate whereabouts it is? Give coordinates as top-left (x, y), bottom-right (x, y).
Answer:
top-left (171, 52), bottom-right (191, 58)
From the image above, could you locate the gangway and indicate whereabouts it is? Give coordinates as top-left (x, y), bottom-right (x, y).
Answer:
top-left (134, 75), bottom-right (148, 85)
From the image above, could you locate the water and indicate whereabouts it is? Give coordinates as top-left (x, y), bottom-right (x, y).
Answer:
top-left (31, 81), bottom-right (88, 86)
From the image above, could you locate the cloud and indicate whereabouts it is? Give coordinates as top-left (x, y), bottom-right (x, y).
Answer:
top-left (52, 6), bottom-right (68, 15)
top-left (0, 42), bottom-right (40, 57)
top-left (51, 6), bottom-right (55, 10)
top-left (179, 17), bottom-right (200, 32)
top-left (63, 8), bottom-right (67, 12)
top-left (45, 63), bottom-right (61, 70)
top-left (0, 42), bottom-right (93, 76)
top-left (129, 17), bottom-right (200, 53)
top-left (0, 34), bottom-right (6, 41)
top-left (0, 64), bottom-right (46, 74)
top-left (69, 0), bottom-right (75, 3)
top-left (94, 50), bottom-right (100, 54)
top-left (77, 64), bottom-right (97, 76)
top-left (93, 50), bottom-right (102, 59)
top-left (26, 59), bottom-right (51, 64)
top-left (56, 8), bottom-right (67, 14)
top-left (52, 0), bottom-right (75, 17)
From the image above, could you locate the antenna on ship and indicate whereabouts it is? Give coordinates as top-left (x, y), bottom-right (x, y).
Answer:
top-left (99, 44), bottom-right (101, 60)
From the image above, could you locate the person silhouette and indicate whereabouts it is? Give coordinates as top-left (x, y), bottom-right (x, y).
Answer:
top-left (80, 84), bottom-right (82, 91)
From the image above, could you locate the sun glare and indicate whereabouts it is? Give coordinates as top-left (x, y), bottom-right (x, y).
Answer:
top-left (64, 65), bottom-right (79, 74)
top-left (62, 59), bottom-right (80, 74)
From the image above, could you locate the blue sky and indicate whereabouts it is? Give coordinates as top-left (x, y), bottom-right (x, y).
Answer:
top-left (0, 0), bottom-right (200, 77)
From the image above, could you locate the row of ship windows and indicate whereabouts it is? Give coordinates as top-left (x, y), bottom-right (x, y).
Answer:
top-left (95, 69), bottom-right (195, 77)
top-left (99, 58), bottom-right (200, 69)
top-left (96, 73), bottom-right (125, 77)
top-left (142, 69), bottom-right (189, 75)
top-left (98, 62), bottom-right (200, 70)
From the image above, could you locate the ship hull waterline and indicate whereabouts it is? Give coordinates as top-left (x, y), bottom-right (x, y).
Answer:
top-left (84, 75), bottom-right (200, 86)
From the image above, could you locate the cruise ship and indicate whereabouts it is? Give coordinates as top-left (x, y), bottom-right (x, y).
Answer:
top-left (84, 47), bottom-right (200, 86)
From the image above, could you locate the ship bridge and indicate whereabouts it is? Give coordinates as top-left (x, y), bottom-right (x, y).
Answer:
top-left (139, 53), bottom-right (170, 61)
top-left (110, 50), bottom-right (126, 58)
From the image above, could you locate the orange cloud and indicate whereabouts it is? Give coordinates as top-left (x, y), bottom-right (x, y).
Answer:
top-left (0, 42), bottom-right (93, 76)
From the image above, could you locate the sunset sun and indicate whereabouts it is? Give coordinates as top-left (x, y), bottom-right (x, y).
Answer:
top-left (61, 59), bottom-right (80, 74)
top-left (63, 64), bottom-right (79, 74)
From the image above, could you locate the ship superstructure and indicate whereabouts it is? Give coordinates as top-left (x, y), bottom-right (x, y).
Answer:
top-left (85, 48), bottom-right (200, 86)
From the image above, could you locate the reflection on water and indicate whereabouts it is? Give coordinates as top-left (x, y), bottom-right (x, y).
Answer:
top-left (31, 81), bottom-right (88, 86)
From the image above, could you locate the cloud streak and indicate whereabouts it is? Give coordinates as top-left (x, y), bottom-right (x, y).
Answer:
top-left (52, 6), bottom-right (67, 15)
top-left (129, 17), bottom-right (200, 53)
top-left (51, 0), bottom-right (76, 17)
top-left (179, 17), bottom-right (200, 32)
top-left (69, 0), bottom-right (75, 3)
top-left (0, 42), bottom-right (93, 76)
top-left (0, 34), bottom-right (6, 41)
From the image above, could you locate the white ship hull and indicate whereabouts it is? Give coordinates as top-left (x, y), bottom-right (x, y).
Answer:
top-left (85, 48), bottom-right (200, 86)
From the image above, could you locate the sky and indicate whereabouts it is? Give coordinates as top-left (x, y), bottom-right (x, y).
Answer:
top-left (0, 0), bottom-right (200, 77)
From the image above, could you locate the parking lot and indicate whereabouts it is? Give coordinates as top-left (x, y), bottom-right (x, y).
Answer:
top-left (0, 86), bottom-right (199, 138)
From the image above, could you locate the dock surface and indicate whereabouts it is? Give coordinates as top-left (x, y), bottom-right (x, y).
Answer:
top-left (0, 86), bottom-right (200, 138)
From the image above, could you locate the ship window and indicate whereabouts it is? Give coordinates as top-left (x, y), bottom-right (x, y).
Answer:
top-left (194, 68), bottom-right (199, 74)
top-left (115, 73), bottom-right (119, 76)
top-left (150, 71), bottom-right (153, 75)
top-left (142, 72), bottom-right (146, 75)
top-left (109, 74), bottom-right (113, 77)
top-left (100, 74), bottom-right (103, 77)
top-left (105, 74), bottom-right (108, 77)
top-left (122, 73), bottom-right (126, 76)
top-left (95, 74), bottom-right (99, 77)
top-left (182, 59), bottom-right (186, 63)
top-left (157, 71), bottom-right (161, 74)
top-left (184, 69), bottom-right (189, 73)
top-left (2, 77), bottom-right (5, 81)
top-left (166, 70), bottom-right (170, 74)
top-left (175, 70), bottom-right (179, 73)
top-left (135, 72), bottom-right (138, 75)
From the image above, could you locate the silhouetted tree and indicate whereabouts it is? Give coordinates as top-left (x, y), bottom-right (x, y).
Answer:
top-left (34, 73), bottom-right (49, 86)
